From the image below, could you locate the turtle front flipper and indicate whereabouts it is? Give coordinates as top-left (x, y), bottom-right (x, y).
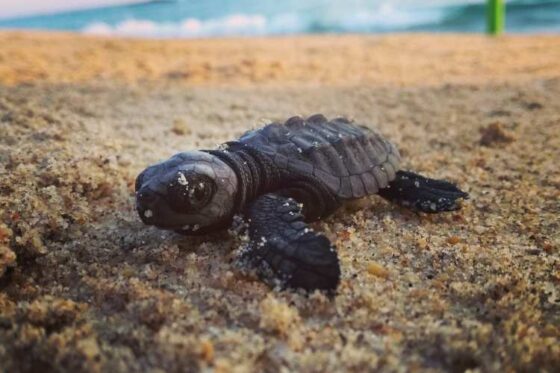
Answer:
top-left (241, 193), bottom-right (340, 292)
top-left (379, 170), bottom-right (469, 213)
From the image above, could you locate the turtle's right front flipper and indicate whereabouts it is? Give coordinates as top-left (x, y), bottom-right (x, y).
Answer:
top-left (241, 193), bottom-right (340, 292)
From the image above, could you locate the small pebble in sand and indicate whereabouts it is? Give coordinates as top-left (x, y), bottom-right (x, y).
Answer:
top-left (0, 224), bottom-right (12, 242)
top-left (259, 295), bottom-right (301, 336)
top-left (524, 101), bottom-right (543, 110)
top-left (447, 236), bottom-right (461, 245)
top-left (367, 261), bottom-right (390, 279)
top-left (337, 230), bottom-right (352, 241)
top-left (416, 238), bottom-right (429, 250)
top-left (200, 340), bottom-right (214, 363)
top-left (0, 245), bottom-right (16, 277)
top-left (479, 122), bottom-right (515, 146)
top-left (171, 118), bottom-right (191, 135)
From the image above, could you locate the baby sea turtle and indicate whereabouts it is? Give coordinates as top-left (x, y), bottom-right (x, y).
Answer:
top-left (136, 115), bottom-right (468, 292)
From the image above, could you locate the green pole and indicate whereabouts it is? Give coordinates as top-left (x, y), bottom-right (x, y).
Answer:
top-left (487, 0), bottom-right (505, 35)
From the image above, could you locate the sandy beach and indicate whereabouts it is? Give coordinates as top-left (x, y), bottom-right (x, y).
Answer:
top-left (0, 32), bottom-right (559, 372)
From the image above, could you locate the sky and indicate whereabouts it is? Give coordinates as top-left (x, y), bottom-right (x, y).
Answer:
top-left (0, 0), bottom-right (146, 19)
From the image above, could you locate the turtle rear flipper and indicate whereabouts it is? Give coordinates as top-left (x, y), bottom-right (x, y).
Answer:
top-left (379, 170), bottom-right (469, 213)
top-left (241, 193), bottom-right (340, 292)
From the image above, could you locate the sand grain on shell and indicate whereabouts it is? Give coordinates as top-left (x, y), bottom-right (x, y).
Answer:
top-left (0, 33), bottom-right (559, 372)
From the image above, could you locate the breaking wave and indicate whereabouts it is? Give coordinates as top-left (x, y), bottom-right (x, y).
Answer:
top-left (82, 5), bottom-right (449, 38)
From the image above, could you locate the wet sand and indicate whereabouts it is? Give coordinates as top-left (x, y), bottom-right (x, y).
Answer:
top-left (0, 32), bottom-right (559, 372)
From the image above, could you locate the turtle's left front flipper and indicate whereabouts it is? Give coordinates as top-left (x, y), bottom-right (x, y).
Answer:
top-left (379, 170), bottom-right (469, 213)
top-left (241, 193), bottom-right (340, 292)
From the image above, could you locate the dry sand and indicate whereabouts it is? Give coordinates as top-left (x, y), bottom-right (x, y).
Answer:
top-left (0, 32), bottom-right (559, 372)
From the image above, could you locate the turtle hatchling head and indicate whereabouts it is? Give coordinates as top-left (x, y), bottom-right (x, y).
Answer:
top-left (135, 151), bottom-right (238, 234)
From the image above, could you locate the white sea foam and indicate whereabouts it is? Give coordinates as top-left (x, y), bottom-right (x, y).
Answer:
top-left (84, 14), bottom-right (270, 38)
top-left (82, 6), bottom-right (448, 38)
top-left (337, 4), bottom-right (447, 30)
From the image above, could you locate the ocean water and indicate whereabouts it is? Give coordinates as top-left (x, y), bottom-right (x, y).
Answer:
top-left (0, 0), bottom-right (558, 37)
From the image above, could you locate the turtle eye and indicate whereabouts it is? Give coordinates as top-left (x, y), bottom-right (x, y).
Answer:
top-left (167, 171), bottom-right (215, 213)
top-left (188, 179), bottom-right (213, 207)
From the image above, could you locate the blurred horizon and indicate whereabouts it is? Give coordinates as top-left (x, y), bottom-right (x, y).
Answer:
top-left (0, 0), bottom-right (559, 37)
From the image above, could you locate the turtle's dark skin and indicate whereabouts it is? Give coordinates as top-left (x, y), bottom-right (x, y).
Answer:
top-left (136, 114), bottom-right (468, 292)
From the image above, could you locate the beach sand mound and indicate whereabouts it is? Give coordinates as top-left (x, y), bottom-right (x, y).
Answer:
top-left (0, 33), bottom-right (559, 372)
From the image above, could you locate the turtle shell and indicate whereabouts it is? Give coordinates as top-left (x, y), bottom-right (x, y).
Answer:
top-left (235, 114), bottom-right (401, 199)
